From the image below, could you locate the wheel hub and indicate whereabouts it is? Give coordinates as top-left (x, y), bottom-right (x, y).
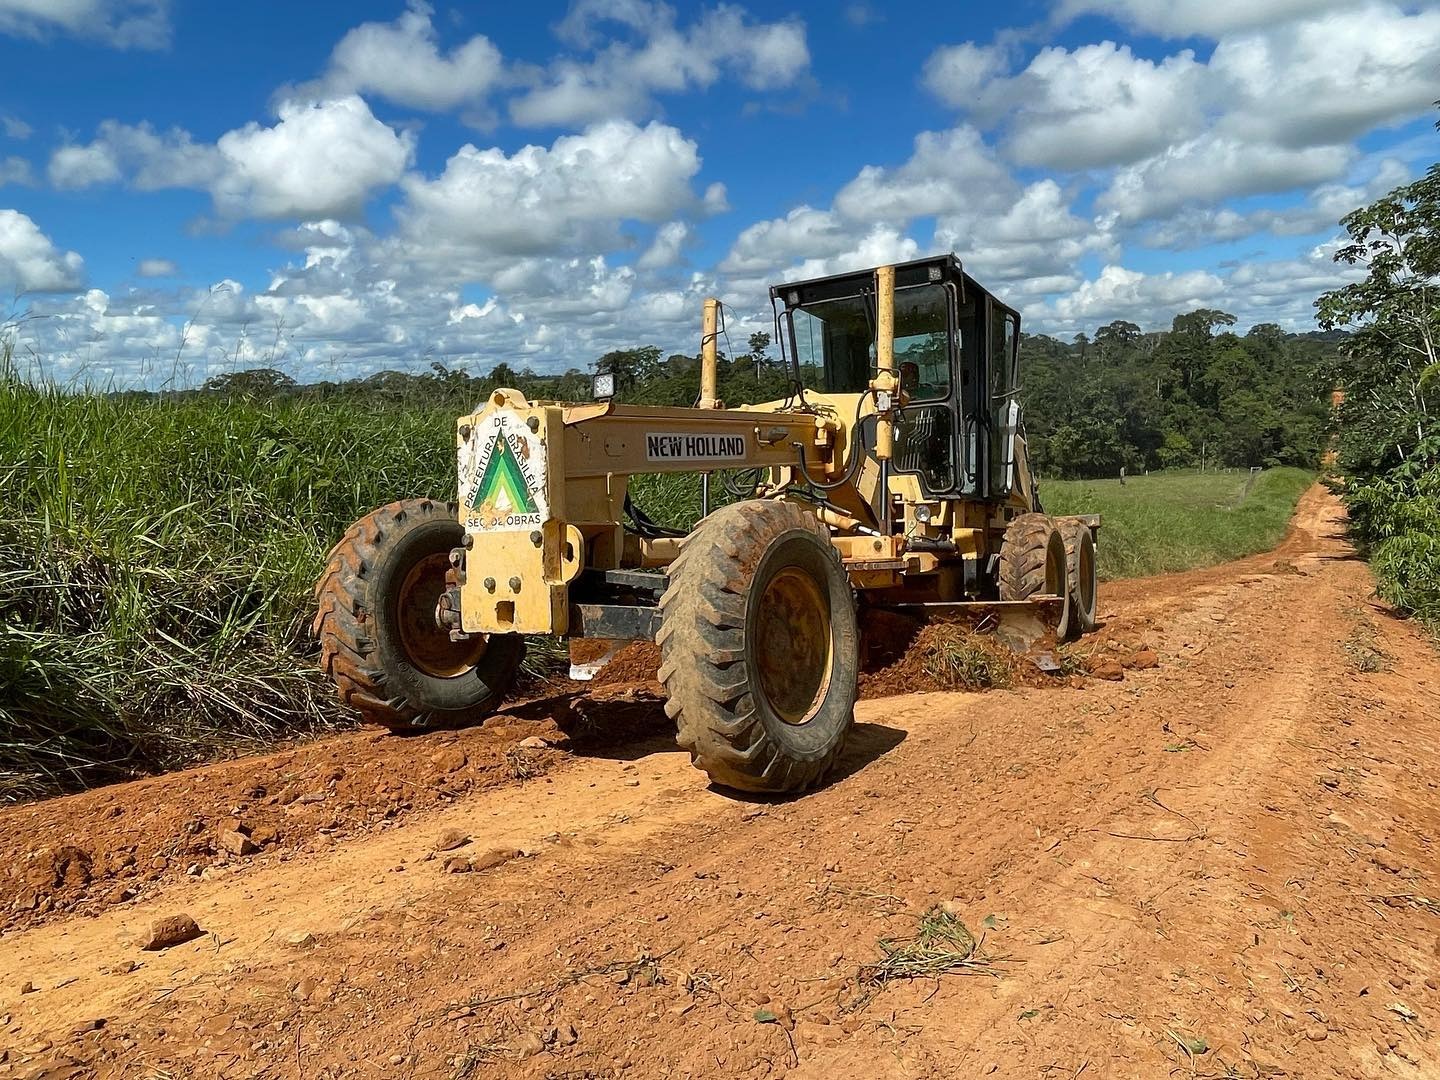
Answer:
top-left (754, 566), bottom-right (834, 725)
top-left (396, 552), bottom-right (488, 678)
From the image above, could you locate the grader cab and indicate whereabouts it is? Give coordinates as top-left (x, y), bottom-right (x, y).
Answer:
top-left (314, 254), bottom-right (1099, 793)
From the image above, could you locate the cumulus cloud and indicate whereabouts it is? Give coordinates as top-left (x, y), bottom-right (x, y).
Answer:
top-left (301, 2), bottom-right (502, 112)
top-left (214, 97), bottom-right (415, 219)
top-left (927, 4), bottom-right (1440, 182)
top-left (510, 1), bottom-right (810, 126)
top-left (0, 0), bottom-right (170, 48)
top-left (48, 97), bottom-right (414, 220)
top-left (1057, 0), bottom-right (1360, 38)
top-left (834, 126), bottom-right (1013, 222)
top-left (1049, 265), bottom-right (1226, 324)
top-left (1140, 158), bottom-right (1415, 249)
top-left (397, 120), bottom-right (703, 267)
top-left (1098, 135), bottom-right (1354, 225)
top-left (0, 210), bottom-right (84, 292)
top-left (1209, 4), bottom-right (1440, 149)
top-left (637, 221), bottom-right (690, 269)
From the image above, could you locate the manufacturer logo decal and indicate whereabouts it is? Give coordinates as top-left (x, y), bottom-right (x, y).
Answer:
top-left (645, 432), bottom-right (746, 462)
top-left (461, 410), bottom-right (548, 530)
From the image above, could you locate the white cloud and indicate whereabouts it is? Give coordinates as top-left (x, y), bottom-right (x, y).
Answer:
top-left (928, 5), bottom-right (1440, 179)
top-left (721, 206), bottom-right (852, 274)
top-left (922, 43), bottom-right (1010, 109)
top-left (214, 97), bottom-right (414, 219)
top-left (0, 156), bottom-right (33, 187)
top-left (1, 115), bottom-right (31, 140)
top-left (397, 120), bottom-right (703, 265)
top-left (948, 43), bottom-right (1206, 171)
top-left (937, 180), bottom-right (1116, 286)
top-left (1058, 0), bottom-right (1360, 38)
top-left (304, 2), bottom-right (503, 112)
top-left (50, 97), bottom-right (413, 220)
top-left (136, 257), bottom-right (176, 278)
top-left (924, 41), bottom-right (1207, 170)
top-left (1098, 136), bottom-right (1354, 225)
top-left (1048, 265), bottom-right (1226, 325)
top-left (834, 126), bottom-right (1012, 222)
top-left (49, 143), bottom-right (122, 188)
top-left (0, 0), bottom-right (169, 48)
top-left (637, 221), bottom-right (690, 269)
top-left (509, 1), bottom-right (810, 127)
top-left (0, 210), bottom-right (84, 292)
top-left (1210, 4), bottom-right (1440, 149)
top-left (1141, 158), bottom-right (1414, 248)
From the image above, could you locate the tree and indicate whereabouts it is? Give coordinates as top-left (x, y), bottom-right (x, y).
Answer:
top-left (1316, 159), bottom-right (1440, 462)
top-left (201, 368), bottom-right (295, 397)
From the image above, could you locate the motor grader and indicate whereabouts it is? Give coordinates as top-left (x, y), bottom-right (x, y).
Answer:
top-left (314, 254), bottom-right (1098, 794)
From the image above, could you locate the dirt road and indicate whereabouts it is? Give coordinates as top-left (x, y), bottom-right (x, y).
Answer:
top-left (3, 485), bottom-right (1439, 1079)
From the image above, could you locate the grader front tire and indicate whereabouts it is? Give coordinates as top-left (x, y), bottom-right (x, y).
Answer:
top-left (998, 513), bottom-right (1072, 642)
top-left (313, 498), bottom-right (524, 731)
top-left (657, 500), bottom-right (859, 794)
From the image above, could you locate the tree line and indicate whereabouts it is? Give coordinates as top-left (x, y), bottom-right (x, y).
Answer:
top-left (189, 317), bottom-right (1337, 483)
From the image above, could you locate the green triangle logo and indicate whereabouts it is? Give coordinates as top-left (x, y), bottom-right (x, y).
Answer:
top-left (470, 434), bottom-right (538, 515)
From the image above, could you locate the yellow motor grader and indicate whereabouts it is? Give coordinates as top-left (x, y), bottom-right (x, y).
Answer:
top-left (315, 255), bottom-right (1098, 793)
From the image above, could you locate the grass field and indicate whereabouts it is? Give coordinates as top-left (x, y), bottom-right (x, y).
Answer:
top-left (0, 366), bottom-right (1315, 801)
top-left (1043, 467), bottom-right (1316, 580)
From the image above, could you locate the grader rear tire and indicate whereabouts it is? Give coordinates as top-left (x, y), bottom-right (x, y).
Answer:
top-left (313, 498), bottom-right (524, 730)
top-left (657, 500), bottom-right (859, 794)
top-left (1057, 518), bottom-right (1098, 637)
top-left (998, 513), bottom-right (1072, 642)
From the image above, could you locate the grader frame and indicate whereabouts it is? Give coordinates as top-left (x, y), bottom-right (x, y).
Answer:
top-left (315, 254), bottom-right (1099, 794)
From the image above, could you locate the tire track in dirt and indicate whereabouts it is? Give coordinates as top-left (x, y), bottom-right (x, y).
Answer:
top-left (3, 485), bottom-right (1440, 1079)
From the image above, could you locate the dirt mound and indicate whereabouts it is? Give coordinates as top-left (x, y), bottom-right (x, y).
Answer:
top-left (590, 640), bottom-right (662, 685)
top-left (0, 684), bottom-right (668, 933)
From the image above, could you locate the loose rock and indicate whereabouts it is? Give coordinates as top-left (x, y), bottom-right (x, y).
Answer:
top-left (433, 828), bottom-right (470, 853)
top-left (1090, 661), bottom-right (1125, 681)
top-left (1124, 649), bottom-right (1160, 670)
top-left (217, 829), bottom-right (258, 857)
top-left (140, 913), bottom-right (203, 951)
top-left (430, 748), bottom-right (467, 774)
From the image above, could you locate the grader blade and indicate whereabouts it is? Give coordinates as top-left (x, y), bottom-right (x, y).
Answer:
top-left (875, 598), bottom-right (1068, 672)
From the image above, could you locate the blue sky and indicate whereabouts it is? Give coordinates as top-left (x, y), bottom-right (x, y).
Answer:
top-left (0, 0), bottom-right (1436, 387)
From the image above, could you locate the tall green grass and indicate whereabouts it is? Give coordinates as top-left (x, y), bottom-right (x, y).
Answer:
top-left (0, 366), bottom-right (466, 800)
top-left (1043, 467), bottom-right (1315, 580)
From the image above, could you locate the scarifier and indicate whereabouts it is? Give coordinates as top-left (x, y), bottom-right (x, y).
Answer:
top-left (314, 255), bottom-right (1100, 793)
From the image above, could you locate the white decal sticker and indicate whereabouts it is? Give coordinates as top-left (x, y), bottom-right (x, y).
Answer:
top-left (460, 410), bottom-right (549, 531)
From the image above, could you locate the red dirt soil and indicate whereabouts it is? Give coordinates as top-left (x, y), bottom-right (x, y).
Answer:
top-left (2, 485), bottom-right (1440, 1079)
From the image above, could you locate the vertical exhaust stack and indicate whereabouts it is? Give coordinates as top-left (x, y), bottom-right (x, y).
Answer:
top-left (870, 265), bottom-right (898, 534)
top-left (699, 296), bottom-right (721, 410)
top-left (871, 265), bottom-right (896, 461)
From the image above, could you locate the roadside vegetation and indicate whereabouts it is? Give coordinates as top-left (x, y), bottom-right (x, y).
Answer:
top-left (1316, 112), bottom-right (1440, 634)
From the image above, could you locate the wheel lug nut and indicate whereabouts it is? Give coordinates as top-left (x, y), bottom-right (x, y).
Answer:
top-left (484, 577), bottom-right (496, 592)
top-left (508, 576), bottom-right (522, 592)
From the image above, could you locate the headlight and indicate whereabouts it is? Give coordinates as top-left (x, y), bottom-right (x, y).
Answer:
top-left (592, 371), bottom-right (616, 400)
